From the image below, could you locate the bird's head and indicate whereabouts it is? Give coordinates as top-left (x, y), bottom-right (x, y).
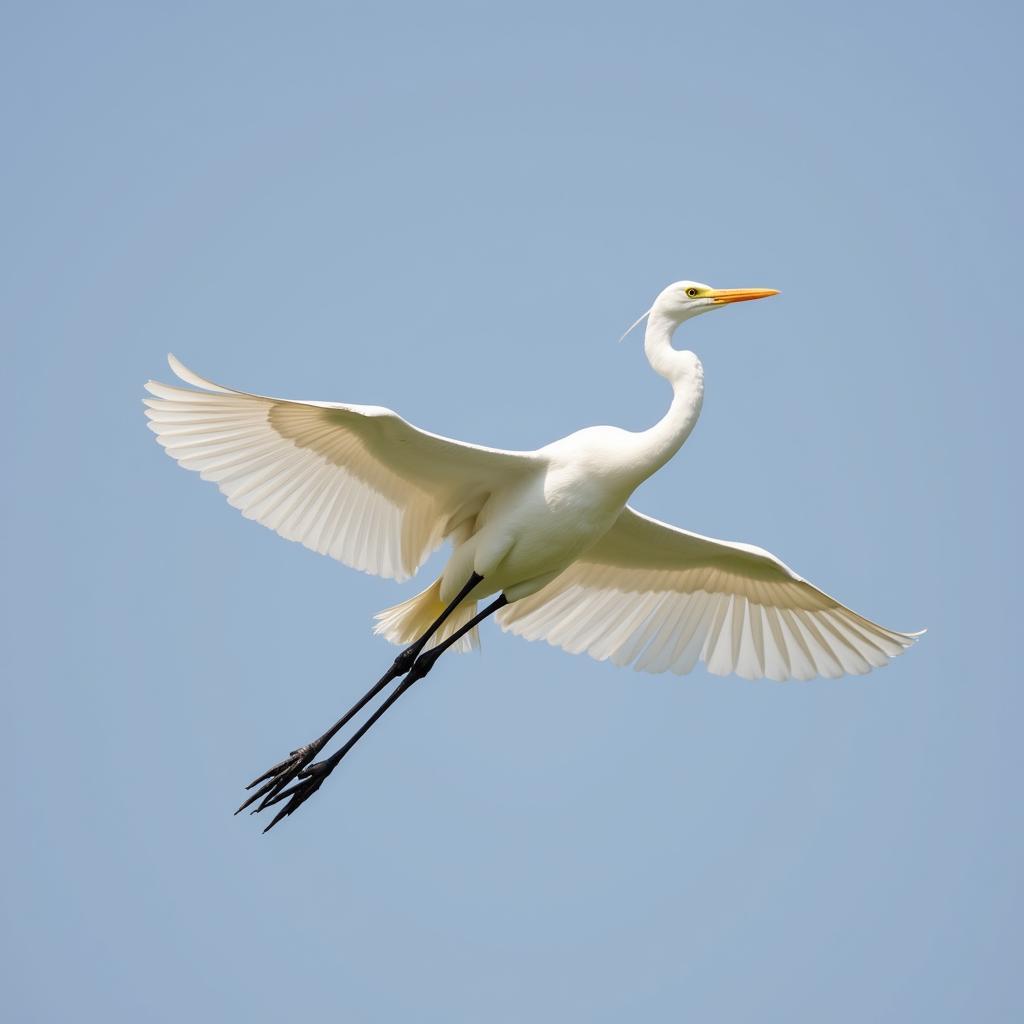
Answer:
top-left (618, 280), bottom-right (780, 342)
top-left (653, 280), bottom-right (779, 324)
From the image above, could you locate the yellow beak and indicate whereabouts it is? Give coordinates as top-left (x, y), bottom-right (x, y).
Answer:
top-left (707, 287), bottom-right (779, 305)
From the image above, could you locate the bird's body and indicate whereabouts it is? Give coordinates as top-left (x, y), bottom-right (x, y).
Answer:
top-left (396, 341), bottom-right (704, 627)
top-left (145, 279), bottom-right (921, 829)
top-left (441, 418), bottom-right (695, 604)
top-left (437, 441), bottom-right (630, 605)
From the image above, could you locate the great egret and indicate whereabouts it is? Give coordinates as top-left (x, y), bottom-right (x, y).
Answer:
top-left (144, 280), bottom-right (921, 831)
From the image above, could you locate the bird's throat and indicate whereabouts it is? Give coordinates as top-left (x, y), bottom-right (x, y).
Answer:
top-left (636, 314), bottom-right (705, 480)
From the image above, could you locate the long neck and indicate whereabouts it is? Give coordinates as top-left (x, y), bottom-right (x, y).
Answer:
top-left (635, 310), bottom-right (704, 478)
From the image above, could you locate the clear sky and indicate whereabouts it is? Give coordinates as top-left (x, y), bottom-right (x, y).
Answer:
top-left (4, 2), bottom-right (1021, 1021)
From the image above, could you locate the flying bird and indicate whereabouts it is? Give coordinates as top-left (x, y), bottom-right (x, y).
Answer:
top-left (144, 280), bottom-right (921, 831)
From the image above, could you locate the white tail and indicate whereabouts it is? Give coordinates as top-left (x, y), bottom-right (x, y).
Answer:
top-left (373, 578), bottom-right (480, 653)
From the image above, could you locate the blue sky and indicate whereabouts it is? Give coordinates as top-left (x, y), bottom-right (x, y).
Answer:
top-left (3, 2), bottom-right (1021, 1020)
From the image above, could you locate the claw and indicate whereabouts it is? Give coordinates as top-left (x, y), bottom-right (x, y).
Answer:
top-left (245, 752), bottom-right (298, 790)
top-left (262, 775), bottom-right (325, 833)
top-left (259, 780), bottom-right (302, 808)
top-left (254, 777), bottom-right (293, 812)
top-left (234, 782), bottom-right (268, 815)
top-left (235, 776), bottom-right (280, 815)
top-left (238, 741), bottom-right (324, 817)
top-left (263, 804), bottom-right (292, 833)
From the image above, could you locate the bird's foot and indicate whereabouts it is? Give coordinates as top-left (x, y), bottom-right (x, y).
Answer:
top-left (233, 643), bottom-right (447, 831)
top-left (245, 662), bottom-right (438, 831)
top-left (255, 757), bottom-right (337, 833)
top-left (235, 739), bottom-right (326, 816)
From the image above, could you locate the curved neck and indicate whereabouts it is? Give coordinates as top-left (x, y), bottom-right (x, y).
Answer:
top-left (635, 310), bottom-right (704, 478)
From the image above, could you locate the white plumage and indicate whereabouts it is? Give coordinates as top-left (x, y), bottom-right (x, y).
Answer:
top-left (499, 507), bottom-right (916, 680)
top-left (145, 281), bottom-right (920, 683)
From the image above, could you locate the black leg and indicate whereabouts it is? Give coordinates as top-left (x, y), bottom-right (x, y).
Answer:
top-left (259, 593), bottom-right (509, 832)
top-left (236, 572), bottom-right (484, 816)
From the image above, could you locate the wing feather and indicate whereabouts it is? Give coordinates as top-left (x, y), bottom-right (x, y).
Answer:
top-left (498, 505), bottom-right (922, 682)
top-left (145, 356), bottom-right (536, 580)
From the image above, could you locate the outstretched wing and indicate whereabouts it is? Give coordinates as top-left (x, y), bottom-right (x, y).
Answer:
top-left (144, 355), bottom-right (536, 580)
top-left (498, 506), bottom-right (922, 681)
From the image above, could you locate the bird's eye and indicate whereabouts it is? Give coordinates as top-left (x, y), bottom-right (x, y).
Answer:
top-left (686, 288), bottom-right (699, 298)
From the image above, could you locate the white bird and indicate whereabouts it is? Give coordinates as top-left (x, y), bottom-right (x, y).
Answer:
top-left (144, 280), bottom-right (921, 830)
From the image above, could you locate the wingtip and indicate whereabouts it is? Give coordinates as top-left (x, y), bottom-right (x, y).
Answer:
top-left (167, 352), bottom-right (188, 380)
top-left (165, 353), bottom-right (233, 393)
